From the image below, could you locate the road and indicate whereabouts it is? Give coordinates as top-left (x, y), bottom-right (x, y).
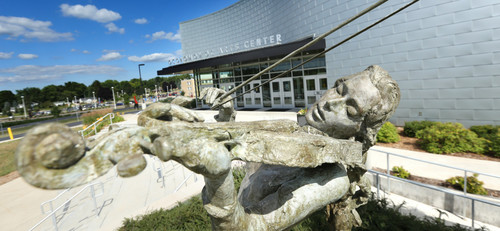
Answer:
top-left (0, 109), bottom-right (140, 142)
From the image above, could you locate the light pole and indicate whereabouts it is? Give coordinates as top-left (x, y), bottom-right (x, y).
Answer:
top-left (66, 97), bottom-right (69, 106)
top-left (155, 85), bottom-right (159, 101)
top-left (93, 91), bottom-right (96, 109)
top-left (74, 96), bottom-right (77, 104)
top-left (138, 64), bottom-right (145, 95)
top-left (21, 96), bottom-right (27, 118)
top-left (112, 87), bottom-right (117, 109)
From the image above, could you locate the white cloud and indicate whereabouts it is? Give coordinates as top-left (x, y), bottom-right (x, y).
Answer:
top-left (128, 53), bottom-right (177, 62)
top-left (146, 31), bottom-right (181, 42)
top-left (0, 65), bottom-right (124, 83)
top-left (0, 52), bottom-right (14, 59)
top-left (0, 16), bottom-right (73, 42)
top-left (105, 23), bottom-right (125, 34)
top-left (70, 49), bottom-right (91, 54)
top-left (18, 53), bottom-right (38, 59)
top-left (60, 4), bottom-right (121, 23)
top-left (134, 18), bottom-right (148, 24)
top-left (97, 52), bottom-right (123, 61)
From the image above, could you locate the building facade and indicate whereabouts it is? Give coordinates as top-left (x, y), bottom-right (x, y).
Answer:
top-left (181, 79), bottom-right (196, 97)
top-left (158, 0), bottom-right (500, 127)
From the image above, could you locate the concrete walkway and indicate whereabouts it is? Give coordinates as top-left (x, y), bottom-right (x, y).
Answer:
top-left (1, 108), bottom-right (499, 230)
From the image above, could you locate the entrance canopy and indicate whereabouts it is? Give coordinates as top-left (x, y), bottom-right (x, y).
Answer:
top-left (157, 36), bottom-right (326, 75)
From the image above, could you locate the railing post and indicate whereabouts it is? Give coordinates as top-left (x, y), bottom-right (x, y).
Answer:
top-left (51, 211), bottom-right (58, 231)
top-left (386, 152), bottom-right (390, 193)
top-left (376, 172), bottom-right (380, 200)
top-left (471, 199), bottom-right (475, 228)
top-left (90, 184), bottom-right (99, 217)
top-left (463, 170), bottom-right (468, 195)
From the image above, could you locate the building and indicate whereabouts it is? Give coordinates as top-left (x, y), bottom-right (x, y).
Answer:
top-left (181, 79), bottom-right (196, 97)
top-left (158, 0), bottom-right (500, 127)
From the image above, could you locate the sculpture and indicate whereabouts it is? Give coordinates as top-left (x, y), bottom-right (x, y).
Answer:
top-left (15, 65), bottom-right (400, 230)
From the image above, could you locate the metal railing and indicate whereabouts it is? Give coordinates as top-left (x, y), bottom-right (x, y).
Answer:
top-left (78, 112), bottom-right (115, 138)
top-left (370, 147), bottom-right (500, 197)
top-left (30, 182), bottom-right (104, 231)
top-left (368, 169), bottom-right (500, 228)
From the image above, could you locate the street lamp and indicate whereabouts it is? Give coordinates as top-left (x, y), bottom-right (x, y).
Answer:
top-left (138, 64), bottom-right (145, 95)
top-left (74, 96), bottom-right (77, 104)
top-left (112, 86), bottom-right (117, 109)
top-left (21, 96), bottom-right (27, 118)
top-left (93, 91), bottom-right (96, 109)
top-left (155, 84), bottom-right (159, 101)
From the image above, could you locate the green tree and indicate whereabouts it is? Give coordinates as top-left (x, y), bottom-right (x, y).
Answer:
top-left (2, 102), bottom-right (11, 116)
top-left (119, 81), bottom-right (133, 94)
top-left (16, 87), bottom-right (42, 108)
top-left (64, 81), bottom-right (87, 98)
top-left (41, 85), bottom-right (62, 102)
top-left (122, 94), bottom-right (131, 108)
top-left (0, 90), bottom-right (16, 108)
top-left (50, 106), bottom-right (61, 118)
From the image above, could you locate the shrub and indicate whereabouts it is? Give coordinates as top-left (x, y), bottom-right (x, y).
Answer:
top-left (392, 166), bottom-right (410, 179)
top-left (81, 108), bottom-right (113, 126)
top-left (403, 121), bottom-right (438, 137)
top-left (416, 122), bottom-right (487, 154)
top-left (470, 125), bottom-right (500, 157)
top-left (119, 196), bottom-right (211, 231)
top-left (445, 174), bottom-right (488, 195)
top-left (377, 122), bottom-right (400, 143)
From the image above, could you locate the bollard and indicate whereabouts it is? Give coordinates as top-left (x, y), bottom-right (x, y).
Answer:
top-left (7, 127), bottom-right (14, 140)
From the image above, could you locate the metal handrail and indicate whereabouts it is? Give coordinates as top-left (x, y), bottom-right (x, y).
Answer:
top-left (368, 169), bottom-right (500, 228)
top-left (30, 182), bottom-right (104, 231)
top-left (370, 147), bottom-right (500, 196)
top-left (78, 112), bottom-right (115, 138)
top-left (40, 188), bottom-right (71, 214)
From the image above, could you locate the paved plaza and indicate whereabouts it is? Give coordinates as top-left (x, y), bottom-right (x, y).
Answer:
top-left (0, 109), bottom-right (499, 230)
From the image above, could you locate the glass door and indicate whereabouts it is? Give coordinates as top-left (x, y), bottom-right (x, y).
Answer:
top-left (244, 80), bottom-right (262, 108)
top-left (270, 78), bottom-right (294, 108)
top-left (303, 75), bottom-right (328, 107)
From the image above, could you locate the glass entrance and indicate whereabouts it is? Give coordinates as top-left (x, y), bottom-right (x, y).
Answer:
top-left (244, 80), bottom-right (262, 108)
top-left (270, 78), bottom-right (294, 108)
top-left (303, 75), bottom-right (328, 107)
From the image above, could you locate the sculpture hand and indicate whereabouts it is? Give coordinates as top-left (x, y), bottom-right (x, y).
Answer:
top-left (200, 87), bottom-right (234, 110)
top-left (200, 87), bottom-right (236, 122)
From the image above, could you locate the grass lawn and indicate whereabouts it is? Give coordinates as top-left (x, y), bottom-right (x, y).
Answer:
top-left (0, 117), bottom-right (81, 139)
top-left (0, 140), bottom-right (20, 177)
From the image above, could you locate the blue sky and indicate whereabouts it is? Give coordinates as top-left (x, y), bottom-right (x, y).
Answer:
top-left (0, 0), bottom-right (239, 92)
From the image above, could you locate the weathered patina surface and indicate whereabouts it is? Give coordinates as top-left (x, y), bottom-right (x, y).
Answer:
top-left (16, 65), bottom-right (400, 231)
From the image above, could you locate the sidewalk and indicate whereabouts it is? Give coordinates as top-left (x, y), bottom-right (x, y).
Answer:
top-left (1, 109), bottom-right (499, 230)
top-left (367, 146), bottom-right (500, 191)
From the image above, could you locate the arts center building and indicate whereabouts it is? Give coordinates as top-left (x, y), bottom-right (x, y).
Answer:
top-left (158, 0), bottom-right (500, 127)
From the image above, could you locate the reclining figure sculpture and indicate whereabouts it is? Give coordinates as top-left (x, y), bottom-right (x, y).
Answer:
top-left (16, 65), bottom-right (400, 230)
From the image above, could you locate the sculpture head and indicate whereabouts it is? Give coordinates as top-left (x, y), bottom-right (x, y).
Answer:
top-left (306, 65), bottom-right (400, 150)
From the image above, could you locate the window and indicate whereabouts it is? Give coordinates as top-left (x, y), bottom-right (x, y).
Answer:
top-left (319, 78), bottom-right (328, 90)
top-left (306, 79), bottom-right (315, 91)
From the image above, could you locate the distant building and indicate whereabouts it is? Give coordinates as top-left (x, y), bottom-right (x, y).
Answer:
top-left (181, 79), bottom-right (196, 97)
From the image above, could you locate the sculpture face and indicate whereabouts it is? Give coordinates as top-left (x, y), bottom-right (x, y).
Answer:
top-left (306, 73), bottom-right (381, 139)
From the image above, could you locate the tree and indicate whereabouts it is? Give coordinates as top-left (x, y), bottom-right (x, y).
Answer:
top-left (0, 90), bottom-right (16, 108)
top-left (64, 81), bottom-right (87, 98)
top-left (41, 85), bottom-right (62, 102)
top-left (16, 87), bottom-right (42, 108)
top-left (2, 102), bottom-right (11, 116)
top-left (119, 81), bottom-right (133, 94)
top-left (50, 106), bottom-right (61, 118)
top-left (122, 94), bottom-right (131, 108)
top-left (102, 79), bottom-right (119, 89)
top-left (97, 87), bottom-right (113, 100)
top-left (88, 80), bottom-right (102, 98)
